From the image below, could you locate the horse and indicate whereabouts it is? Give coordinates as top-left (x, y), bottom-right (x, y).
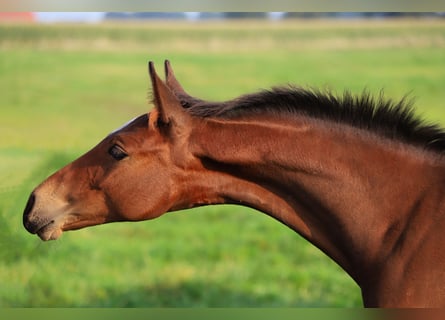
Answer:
top-left (23, 60), bottom-right (445, 307)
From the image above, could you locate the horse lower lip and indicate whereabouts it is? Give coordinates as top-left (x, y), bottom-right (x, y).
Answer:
top-left (35, 221), bottom-right (55, 235)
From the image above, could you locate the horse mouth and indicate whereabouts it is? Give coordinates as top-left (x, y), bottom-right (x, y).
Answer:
top-left (35, 221), bottom-right (63, 241)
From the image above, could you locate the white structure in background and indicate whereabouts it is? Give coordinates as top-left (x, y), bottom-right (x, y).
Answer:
top-left (268, 12), bottom-right (286, 20)
top-left (184, 12), bottom-right (201, 21)
top-left (35, 12), bottom-right (106, 23)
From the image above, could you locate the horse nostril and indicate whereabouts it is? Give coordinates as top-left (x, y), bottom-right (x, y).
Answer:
top-left (23, 193), bottom-right (36, 224)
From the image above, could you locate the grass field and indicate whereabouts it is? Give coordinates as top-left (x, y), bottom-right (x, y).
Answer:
top-left (1, 19), bottom-right (444, 307)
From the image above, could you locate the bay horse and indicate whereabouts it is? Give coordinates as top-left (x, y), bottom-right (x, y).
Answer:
top-left (23, 60), bottom-right (445, 307)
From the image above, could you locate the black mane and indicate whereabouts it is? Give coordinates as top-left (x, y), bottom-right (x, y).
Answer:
top-left (185, 86), bottom-right (445, 154)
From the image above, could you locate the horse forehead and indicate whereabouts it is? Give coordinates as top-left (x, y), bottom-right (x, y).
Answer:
top-left (108, 117), bottom-right (139, 136)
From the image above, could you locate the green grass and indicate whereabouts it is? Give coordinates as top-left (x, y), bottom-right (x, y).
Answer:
top-left (1, 19), bottom-right (445, 307)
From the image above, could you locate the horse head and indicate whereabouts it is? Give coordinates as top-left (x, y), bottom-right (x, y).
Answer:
top-left (23, 61), bottom-right (202, 240)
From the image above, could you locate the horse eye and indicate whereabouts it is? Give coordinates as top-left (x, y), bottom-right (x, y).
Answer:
top-left (108, 145), bottom-right (128, 161)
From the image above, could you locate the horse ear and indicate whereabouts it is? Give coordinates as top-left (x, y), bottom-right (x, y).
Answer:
top-left (148, 61), bottom-right (187, 128)
top-left (164, 60), bottom-right (187, 96)
top-left (164, 60), bottom-right (205, 108)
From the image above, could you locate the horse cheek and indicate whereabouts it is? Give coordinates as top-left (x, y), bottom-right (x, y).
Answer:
top-left (106, 167), bottom-right (172, 221)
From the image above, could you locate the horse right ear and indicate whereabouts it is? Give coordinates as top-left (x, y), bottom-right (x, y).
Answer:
top-left (164, 60), bottom-right (188, 96)
top-left (148, 61), bottom-right (189, 131)
top-left (164, 60), bottom-right (204, 108)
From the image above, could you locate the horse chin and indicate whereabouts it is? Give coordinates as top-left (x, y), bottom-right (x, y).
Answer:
top-left (37, 224), bottom-right (63, 241)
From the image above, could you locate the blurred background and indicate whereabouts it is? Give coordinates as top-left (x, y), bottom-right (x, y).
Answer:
top-left (0, 12), bottom-right (444, 307)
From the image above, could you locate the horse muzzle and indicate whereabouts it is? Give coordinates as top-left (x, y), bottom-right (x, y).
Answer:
top-left (23, 192), bottom-right (64, 241)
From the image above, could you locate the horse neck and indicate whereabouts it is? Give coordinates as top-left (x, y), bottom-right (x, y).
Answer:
top-left (187, 114), bottom-right (445, 285)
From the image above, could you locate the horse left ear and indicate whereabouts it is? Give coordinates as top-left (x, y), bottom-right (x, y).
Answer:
top-left (148, 61), bottom-right (188, 128)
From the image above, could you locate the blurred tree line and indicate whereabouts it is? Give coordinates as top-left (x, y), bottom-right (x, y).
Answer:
top-left (104, 12), bottom-right (444, 21)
